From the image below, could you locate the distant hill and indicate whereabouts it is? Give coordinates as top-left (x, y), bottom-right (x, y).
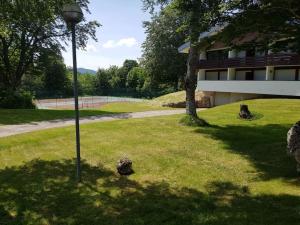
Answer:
top-left (77, 68), bottom-right (97, 75)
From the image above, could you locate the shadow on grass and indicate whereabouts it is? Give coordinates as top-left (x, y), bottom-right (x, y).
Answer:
top-left (0, 159), bottom-right (299, 225)
top-left (0, 109), bottom-right (123, 125)
top-left (195, 124), bottom-right (299, 181)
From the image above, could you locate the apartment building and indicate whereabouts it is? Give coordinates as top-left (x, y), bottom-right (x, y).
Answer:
top-left (178, 30), bottom-right (300, 106)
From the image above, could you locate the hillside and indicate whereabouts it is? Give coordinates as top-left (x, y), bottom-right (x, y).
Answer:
top-left (77, 68), bottom-right (97, 75)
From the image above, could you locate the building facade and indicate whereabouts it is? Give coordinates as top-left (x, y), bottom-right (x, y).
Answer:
top-left (179, 33), bottom-right (300, 106)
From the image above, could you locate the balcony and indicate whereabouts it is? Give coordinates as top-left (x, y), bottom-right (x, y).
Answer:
top-left (197, 80), bottom-right (300, 96)
top-left (198, 53), bottom-right (300, 69)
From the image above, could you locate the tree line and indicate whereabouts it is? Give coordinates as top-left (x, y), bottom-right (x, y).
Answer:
top-left (22, 55), bottom-right (153, 99)
top-left (21, 54), bottom-right (181, 101)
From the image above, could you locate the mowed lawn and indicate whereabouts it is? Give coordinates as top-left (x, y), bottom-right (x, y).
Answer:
top-left (0, 99), bottom-right (300, 225)
top-left (0, 101), bottom-right (167, 125)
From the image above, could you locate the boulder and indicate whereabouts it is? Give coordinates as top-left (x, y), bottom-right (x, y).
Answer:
top-left (239, 104), bottom-right (253, 119)
top-left (117, 158), bottom-right (134, 175)
top-left (287, 121), bottom-right (300, 174)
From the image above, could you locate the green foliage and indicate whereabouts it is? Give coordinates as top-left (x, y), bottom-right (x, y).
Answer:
top-left (107, 66), bottom-right (121, 89)
top-left (126, 67), bottom-right (147, 93)
top-left (141, 7), bottom-right (187, 92)
top-left (0, 0), bottom-right (100, 91)
top-left (218, 0), bottom-right (300, 52)
top-left (0, 90), bottom-right (35, 109)
top-left (44, 59), bottom-right (69, 97)
top-left (78, 73), bottom-right (96, 96)
top-left (95, 68), bottom-right (112, 95)
top-left (21, 48), bottom-right (72, 98)
top-left (116, 60), bottom-right (139, 89)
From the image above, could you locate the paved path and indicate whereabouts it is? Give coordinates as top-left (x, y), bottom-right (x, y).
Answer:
top-left (0, 109), bottom-right (206, 138)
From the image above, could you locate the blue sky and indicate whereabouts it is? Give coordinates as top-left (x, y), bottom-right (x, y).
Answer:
top-left (62, 0), bottom-right (151, 70)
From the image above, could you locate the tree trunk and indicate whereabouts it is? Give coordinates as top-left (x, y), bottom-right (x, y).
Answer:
top-left (185, 45), bottom-right (198, 117)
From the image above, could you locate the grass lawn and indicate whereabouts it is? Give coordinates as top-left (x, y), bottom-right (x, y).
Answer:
top-left (99, 101), bottom-right (168, 113)
top-left (0, 99), bottom-right (299, 224)
top-left (151, 90), bottom-right (186, 106)
top-left (0, 101), bottom-right (167, 125)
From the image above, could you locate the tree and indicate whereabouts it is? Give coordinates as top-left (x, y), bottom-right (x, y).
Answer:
top-left (42, 49), bottom-right (69, 97)
top-left (141, 6), bottom-right (187, 93)
top-left (116, 60), bottom-right (139, 89)
top-left (126, 67), bottom-right (147, 96)
top-left (78, 73), bottom-right (96, 96)
top-left (95, 69), bottom-right (111, 95)
top-left (44, 61), bottom-right (68, 97)
top-left (0, 0), bottom-right (100, 92)
top-left (217, 0), bottom-right (300, 52)
top-left (107, 66), bottom-right (121, 90)
top-left (143, 0), bottom-right (223, 123)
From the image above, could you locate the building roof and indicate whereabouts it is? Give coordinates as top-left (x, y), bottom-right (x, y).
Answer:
top-left (178, 24), bottom-right (227, 53)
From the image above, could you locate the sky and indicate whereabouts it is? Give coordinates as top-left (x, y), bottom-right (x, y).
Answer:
top-left (62, 0), bottom-right (151, 70)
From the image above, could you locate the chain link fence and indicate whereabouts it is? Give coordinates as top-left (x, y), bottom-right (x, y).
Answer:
top-left (35, 96), bottom-right (145, 109)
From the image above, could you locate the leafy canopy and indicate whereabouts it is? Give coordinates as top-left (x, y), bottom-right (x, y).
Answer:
top-left (0, 0), bottom-right (100, 90)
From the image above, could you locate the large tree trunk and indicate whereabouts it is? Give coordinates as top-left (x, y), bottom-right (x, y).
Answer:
top-left (185, 45), bottom-right (199, 117)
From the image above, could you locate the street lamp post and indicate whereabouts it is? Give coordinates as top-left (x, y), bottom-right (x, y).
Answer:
top-left (62, 3), bottom-right (83, 182)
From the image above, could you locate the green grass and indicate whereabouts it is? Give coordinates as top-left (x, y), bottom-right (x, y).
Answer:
top-left (99, 101), bottom-right (168, 113)
top-left (0, 102), bottom-right (167, 125)
top-left (151, 90), bottom-right (186, 106)
top-left (0, 99), bottom-right (300, 224)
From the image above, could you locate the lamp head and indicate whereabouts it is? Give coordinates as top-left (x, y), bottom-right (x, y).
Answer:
top-left (62, 3), bottom-right (83, 24)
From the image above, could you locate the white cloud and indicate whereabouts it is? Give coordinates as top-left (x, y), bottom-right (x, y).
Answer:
top-left (84, 44), bottom-right (98, 53)
top-left (102, 38), bottom-right (138, 48)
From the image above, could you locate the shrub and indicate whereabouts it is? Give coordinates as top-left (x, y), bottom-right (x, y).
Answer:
top-left (0, 90), bottom-right (36, 109)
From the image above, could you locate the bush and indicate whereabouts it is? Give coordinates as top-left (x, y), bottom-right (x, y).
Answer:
top-left (0, 90), bottom-right (36, 109)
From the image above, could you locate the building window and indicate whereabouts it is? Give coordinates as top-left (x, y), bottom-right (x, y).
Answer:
top-left (246, 48), bottom-right (255, 57)
top-left (207, 49), bottom-right (229, 61)
top-left (245, 71), bottom-right (254, 80)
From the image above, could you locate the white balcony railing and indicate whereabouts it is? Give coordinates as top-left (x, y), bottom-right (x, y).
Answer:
top-left (197, 80), bottom-right (300, 96)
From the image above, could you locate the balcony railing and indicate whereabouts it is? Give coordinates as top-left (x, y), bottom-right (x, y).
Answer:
top-left (198, 53), bottom-right (300, 69)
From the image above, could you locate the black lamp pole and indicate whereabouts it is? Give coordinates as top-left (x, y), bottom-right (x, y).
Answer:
top-left (62, 3), bottom-right (83, 182)
top-left (71, 22), bottom-right (81, 182)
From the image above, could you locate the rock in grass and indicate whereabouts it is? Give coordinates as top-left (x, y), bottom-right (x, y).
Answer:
top-left (287, 121), bottom-right (300, 174)
top-left (117, 158), bottom-right (134, 175)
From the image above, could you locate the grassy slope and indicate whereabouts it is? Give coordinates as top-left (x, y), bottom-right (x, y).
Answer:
top-left (0, 99), bottom-right (300, 224)
top-left (151, 91), bottom-right (186, 106)
top-left (0, 102), bottom-right (167, 125)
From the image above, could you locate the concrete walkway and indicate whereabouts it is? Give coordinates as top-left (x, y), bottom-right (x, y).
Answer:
top-left (0, 109), bottom-right (205, 138)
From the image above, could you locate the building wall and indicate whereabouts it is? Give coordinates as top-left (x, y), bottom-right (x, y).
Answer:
top-left (214, 92), bottom-right (231, 106)
top-left (214, 92), bottom-right (260, 106)
top-left (254, 70), bottom-right (266, 80)
top-left (220, 71), bottom-right (227, 80)
top-left (206, 71), bottom-right (218, 80)
top-left (236, 71), bottom-right (247, 80)
top-left (197, 80), bottom-right (300, 96)
top-left (274, 69), bottom-right (296, 81)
